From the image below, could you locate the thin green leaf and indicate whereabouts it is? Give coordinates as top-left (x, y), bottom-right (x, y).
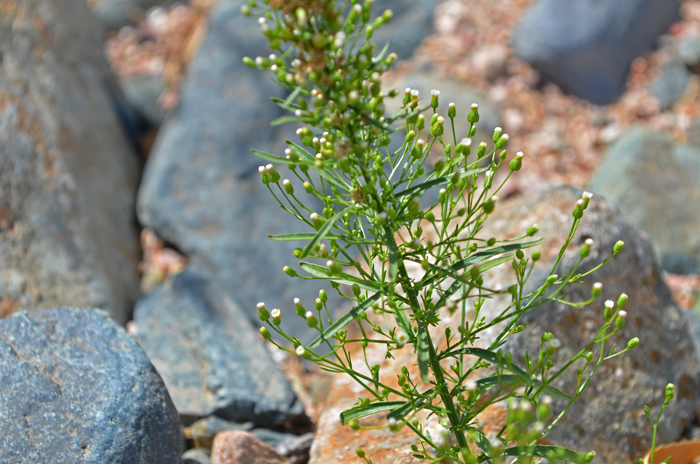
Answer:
top-left (394, 306), bottom-right (413, 337)
top-left (417, 322), bottom-right (430, 383)
top-left (340, 401), bottom-right (405, 425)
top-left (385, 227), bottom-right (399, 283)
top-left (268, 232), bottom-right (375, 245)
top-left (471, 430), bottom-right (494, 455)
top-left (299, 210), bottom-right (347, 259)
top-left (387, 388), bottom-right (434, 420)
top-left (394, 176), bottom-right (447, 198)
top-left (373, 41), bottom-right (391, 65)
top-left (446, 347), bottom-right (572, 401)
top-left (271, 116), bottom-right (307, 126)
top-left (308, 292), bottom-right (383, 348)
top-left (281, 86), bottom-right (303, 110)
top-left (504, 445), bottom-right (588, 463)
top-left (451, 239), bottom-right (544, 272)
top-left (299, 262), bottom-right (385, 292)
top-left (479, 253), bottom-right (516, 272)
top-left (252, 149), bottom-right (302, 165)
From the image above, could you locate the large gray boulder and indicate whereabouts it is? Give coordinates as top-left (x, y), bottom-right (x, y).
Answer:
top-left (481, 187), bottom-right (700, 463)
top-left (588, 127), bottom-right (700, 274)
top-left (88, 0), bottom-right (174, 29)
top-left (133, 268), bottom-right (306, 427)
top-left (0, 307), bottom-right (182, 463)
top-left (0, 0), bottom-right (141, 324)
top-left (512, 0), bottom-right (681, 104)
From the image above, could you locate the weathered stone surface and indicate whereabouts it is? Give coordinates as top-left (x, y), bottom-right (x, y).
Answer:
top-left (367, 0), bottom-right (439, 61)
top-left (133, 267), bottom-right (305, 426)
top-left (0, 0), bottom-right (141, 324)
top-left (211, 431), bottom-right (289, 464)
top-left (676, 142), bottom-right (700, 188)
top-left (649, 58), bottom-right (691, 110)
top-left (0, 307), bottom-right (182, 463)
top-left (119, 74), bottom-right (166, 127)
top-left (183, 448), bottom-right (212, 464)
top-left (588, 127), bottom-right (700, 274)
top-left (310, 187), bottom-right (700, 464)
top-left (512, 0), bottom-right (681, 104)
top-left (274, 433), bottom-right (314, 464)
top-left (136, 0), bottom-right (332, 341)
top-left (88, 0), bottom-right (173, 29)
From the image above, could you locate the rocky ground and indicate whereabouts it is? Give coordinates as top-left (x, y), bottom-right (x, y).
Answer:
top-left (2, 0), bottom-right (700, 463)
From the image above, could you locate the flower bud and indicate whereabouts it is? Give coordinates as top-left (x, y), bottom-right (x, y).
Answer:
top-left (585, 451), bottom-right (596, 462)
top-left (572, 199), bottom-right (585, 219)
top-left (260, 326), bottom-right (271, 340)
top-left (294, 298), bottom-right (305, 317)
top-left (327, 260), bottom-right (342, 274)
top-left (408, 197), bottom-right (420, 215)
top-left (580, 238), bottom-right (594, 258)
top-left (348, 420), bottom-right (360, 430)
top-left (582, 191), bottom-right (593, 209)
top-left (665, 383), bottom-right (675, 401)
top-left (457, 137), bottom-right (471, 157)
top-left (509, 151), bottom-right (524, 171)
top-left (315, 298), bottom-right (323, 311)
top-left (476, 142), bottom-right (487, 158)
top-left (265, 164), bottom-right (280, 183)
top-left (467, 103), bottom-right (479, 124)
top-left (356, 449), bottom-right (365, 458)
top-left (615, 310), bottom-right (627, 329)
top-left (532, 250), bottom-right (542, 261)
top-left (257, 302), bottom-right (270, 321)
top-left (296, 345), bottom-right (311, 359)
top-left (438, 188), bottom-right (447, 204)
top-left (303, 181), bottom-right (313, 194)
top-left (431, 116), bottom-right (445, 137)
top-left (243, 56), bottom-right (256, 68)
top-left (483, 195), bottom-right (498, 214)
top-left (495, 133), bottom-right (509, 149)
top-left (310, 213), bottom-right (325, 229)
top-left (305, 311), bottom-right (318, 327)
top-left (546, 274), bottom-right (558, 286)
top-left (492, 127), bottom-right (503, 143)
top-left (416, 114), bottom-right (425, 131)
top-left (604, 299), bottom-right (614, 320)
top-left (259, 166), bottom-right (270, 185)
top-left (283, 265), bottom-right (297, 277)
top-left (627, 337), bottom-right (639, 349)
top-left (591, 282), bottom-right (603, 298)
top-left (613, 240), bottom-right (625, 256)
top-left (527, 223), bottom-right (539, 236)
top-left (448, 102), bottom-right (456, 118)
top-left (271, 308), bottom-right (281, 325)
top-left (617, 293), bottom-right (628, 309)
top-left (319, 289), bottom-right (328, 303)
top-left (430, 89), bottom-right (440, 109)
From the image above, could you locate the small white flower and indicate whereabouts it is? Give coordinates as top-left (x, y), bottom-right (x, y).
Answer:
top-left (388, 417), bottom-right (397, 427)
top-left (583, 191), bottom-right (594, 199)
top-left (593, 282), bottom-right (603, 292)
top-left (465, 380), bottom-right (478, 391)
top-left (294, 298), bottom-right (302, 308)
top-left (436, 116), bottom-right (444, 124)
top-left (319, 137), bottom-right (327, 145)
top-left (258, 166), bottom-right (266, 175)
top-left (296, 345), bottom-right (306, 357)
top-left (312, 137), bottom-right (319, 145)
top-left (431, 89), bottom-right (440, 96)
top-left (271, 309), bottom-right (281, 319)
top-left (576, 199), bottom-right (585, 208)
top-left (494, 126), bottom-right (502, 132)
top-left (515, 151), bottom-right (524, 160)
top-left (296, 128), bottom-right (303, 135)
top-left (258, 17), bottom-right (267, 24)
top-left (585, 238), bottom-right (594, 247)
top-left (490, 195), bottom-right (499, 203)
top-left (295, 109), bottom-right (303, 118)
top-left (269, 54), bottom-right (277, 61)
top-left (449, 102), bottom-right (455, 109)
top-left (411, 89), bottom-right (419, 97)
top-left (255, 56), bottom-right (264, 67)
top-left (405, 87), bottom-right (412, 93)
top-left (315, 153), bottom-right (323, 160)
top-left (604, 300), bottom-right (614, 309)
top-left (292, 59), bottom-right (302, 69)
top-left (541, 395), bottom-right (552, 405)
top-left (396, 330), bottom-right (408, 347)
top-left (500, 134), bottom-right (509, 142)
top-left (433, 424), bottom-right (450, 448)
top-left (471, 103), bottom-right (479, 110)
top-left (550, 338), bottom-right (561, 349)
top-left (256, 302), bottom-right (267, 311)
top-left (460, 137), bottom-right (472, 147)
top-left (270, 64), bottom-right (278, 72)
top-left (284, 148), bottom-right (292, 156)
top-left (305, 311), bottom-right (314, 320)
top-left (618, 310), bottom-right (627, 318)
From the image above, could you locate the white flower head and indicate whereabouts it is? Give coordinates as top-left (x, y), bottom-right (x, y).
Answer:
top-left (294, 298), bottom-right (302, 307)
top-left (460, 137), bottom-right (472, 147)
top-left (396, 330), bottom-right (408, 347)
top-left (585, 238), bottom-right (594, 247)
top-left (256, 302), bottom-right (267, 311)
top-left (604, 300), bottom-right (614, 309)
top-left (618, 310), bottom-right (627, 318)
top-left (550, 338), bottom-right (561, 349)
top-left (269, 54), bottom-right (277, 61)
top-left (271, 308), bottom-right (281, 318)
top-left (436, 116), bottom-right (444, 124)
top-left (515, 151), bottom-right (525, 160)
top-left (432, 424), bottom-right (451, 448)
top-left (258, 17), bottom-right (267, 24)
top-left (431, 89), bottom-right (440, 96)
top-left (295, 109), bottom-right (303, 118)
top-left (255, 56), bottom-right (264, 67)
top-left (583, 191), bottom-right (594, 199)
top-left (471, 103), bottom-right (479, 110)
top-left (411, 89), bottom-right (419, 97)
top-left (296, 345), bottom-right (306, 357)
top-left (305, 311), bottom-right (314, 320)
top-left (388, 417), bottom-right (397, 427)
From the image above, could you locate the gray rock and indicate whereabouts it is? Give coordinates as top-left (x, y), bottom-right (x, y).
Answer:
top-left (368, 0), bottom-right (439, 61)
top-left (0, 307), bottom-right (182, 463)
top-left (649, 58), bottom-right (691, 110)
top-left (133, 267), bottom-right (306, 427)
top-left (674, 143), bottom-right (700, 189)
top-left (678, 34), bottom-right (700, 68)
top-left (182, 448), bottom-right (211, 464)
top-left (384, 70), bottom-right (503, 148)
top-left (89, 0), bottom-right (174, 29)
top-left (479, 186), bottom-right (700, 463)
top-left (119, 74), bottom-right (166, 127)
top-left (0, 0), bottom-right (141, 324)
top-left (275, 432), bottom-right (314, 464)
top-left (588, 127), bottom-right (700, 274)
top-left (137, 0), bottom-right (336, 341)
top-left (512, 0), bottom-right (681, 104)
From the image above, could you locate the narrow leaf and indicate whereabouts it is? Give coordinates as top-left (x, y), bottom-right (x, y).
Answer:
top-left (268, 232), bottom-right (374, 245)
top-left (451, 239), bottom-right (544, 272)
top-left (271, 116), bottom-right (306, 126)
top-left (446, 347), bottom-right (572, 401)
top-left (385, 227), bottom-right (399, 283)
top-left (282, 86), bottom-right (303, 110)
top-left (394, 176), bottom-right (447, 198)
top-left (417, 322), bottom-right (430, 383)
top-left (252, 149), bottom-right (304, 166)
top-left (300, 262), bottom-right (385, 292)
top-left (309, 292), bottom-right (382, 348)
top-left (340, 401), bottom-right (405, 425)
top-left (300, 210), bottom-right (347, 259)
top-left (504, 445), bottom-right (588, 463)
top-left (387, 388), bottom-right (434, 420)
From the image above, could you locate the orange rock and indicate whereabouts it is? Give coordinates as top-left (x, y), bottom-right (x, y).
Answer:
top-left (211, 431), bottom-right (289, 464)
